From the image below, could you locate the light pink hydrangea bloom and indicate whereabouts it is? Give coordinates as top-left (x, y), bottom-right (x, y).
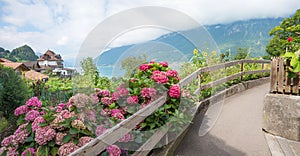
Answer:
top-left (58, 142), bottom-right (79, 156)
top-left (25, 97), bottom-right (42, 108)
top-left (14, 105), bottom-right (28, 116)
top-left (34, 126), bottom-right (56, 145)
top-left (106, 145), bottom-right (121, 156)
top-left (25, 110), bottom-right (40, 121)
top-left (77, 136), bottom-right (93, 147)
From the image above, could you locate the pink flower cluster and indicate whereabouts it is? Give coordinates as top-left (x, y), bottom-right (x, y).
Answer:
top-left (101, 97), bottom-right (113, 105)
top-left (21, 148), bottom-right (35, 156)
top-left (151, 70), bottom-right (169, 84)
top-left (166, 69), bottom-right (178, 77)
top-left (25, 110), bottom-right (40, 121)
top-left (126, 96), bottom-right (139, 104)
top-left (118, 133), bottom-right (131, 142)
top-left (97, 89), bottom-right (111, 97)
top-left (34, 126), bottom-right (56, 145)
top-left (26, 97), bottom-right (42, 108)
top-left (95, 125), bottom-right (107, 136)
top-left (14, 123), bottom-right (30, 144)
top-left (77, 136), bottom-right (94, 147)
top-left (111, 109), bottom-right (125, 120)
top-left (106, 145), bottom-right (121, 156)
top-left (160, 61), bottom-right (168, 67)
top-left (139, 64), bottom-right (151, 71)
top-left (1, 135), bottom-right (14, 147)
top-left (55, 132), bottom-right (67, 145)
top-left (141, 87), bottom-right (157, 98)
top-left (169, 84), bottom-right (181, 98)
top-left (14, 105), bottom-right (28, 116)
top-left (58, 142), bottom-right (79, 156)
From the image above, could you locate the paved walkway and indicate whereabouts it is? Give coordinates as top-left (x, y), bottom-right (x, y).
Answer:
top-left (175, 83), bottom-right (271, 156)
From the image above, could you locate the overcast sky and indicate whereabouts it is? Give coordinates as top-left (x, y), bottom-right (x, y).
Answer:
top-left (0, 0), bottom-right (299, 61)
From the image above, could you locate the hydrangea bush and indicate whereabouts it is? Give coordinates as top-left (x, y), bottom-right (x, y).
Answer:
top-left (0, 61), bottom-right (194, 156)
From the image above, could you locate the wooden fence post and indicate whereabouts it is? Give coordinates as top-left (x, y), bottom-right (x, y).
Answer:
top-left (240, 60), bottom-right (244, 81)
top-left (277, 57), bottom-right (284, 93)
top-left (270, 57), bottom-right (278, 93)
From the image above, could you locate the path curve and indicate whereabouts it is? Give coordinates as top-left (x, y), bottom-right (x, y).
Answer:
top-left (175, 83), bottom-right (271, 156)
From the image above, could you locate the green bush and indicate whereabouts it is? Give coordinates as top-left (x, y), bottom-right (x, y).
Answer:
top-left (0, 65), bottom-right (29, 118)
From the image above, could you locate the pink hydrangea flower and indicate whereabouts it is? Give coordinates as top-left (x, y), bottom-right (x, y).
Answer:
top-left (26, 97), bottom-right (42, 108)
top-left (25, 110), bottom-right (40, 121)
top-left (77, 136), bottom-right (94, 147)
top-left (0, 147), bottom-right (6, 155)
top-left (101, 97), bottom-right (113, 105)
top-left (58, 103), bottom-right (65, 109)
top-left (14, 105), bottom-right (28, 116)
top-left (58, 142), bottom-right (79, 156)
top-left (111, 109), bottom-right (121, 116)
top-left (6, 147), bottom-right (19, 156)
top-left (21, 148), bottom-right (35, 156)
top-left (14, 123), bottom-right (30, 144)
top-left (111, 109), bottom-right (125, 120)
top-left (159, 61), bottom-right (168, 67)
top-left (151, 71), bottom-right (169, 84)
top-left (112, 92), bottom-right (120, 101)
top-left (32, 116), bottom-right (46, 132)
top-left (55, 132), bottom-right (67, 145)
top-left (126, 96), bottom-right (139, 104)
top-left (118, 133), bottom-right (131, 142)
top-left (86, 110), bottom-right (97, 122)
top-left (106, 145), bottom-right (121, 156)
top-left (97, 89), bottom-right (111, 97)
top-left (101, 108), bottom-right (111, 116)
top-left (95, 125), bottom-right (107, 136)
top-left (50, 115), bottom-right (65, 130)
top-left (141, 88), bottom-right (157, 98)
top-left (169, 84), bottom-right (181, 98)
top-left (55, 106), bottom-right (63, 113)
top-left (1, 135), bottom-right (14, 147)
top-left (166, 70), bottom-right (178, 77)
top-left (35, 126), bottom-right (56, 145)
top-left (117, 87), bottom-right (129, 97)
top-left (139, 64), bottom-right (151, 71)
top-left (287, 37), bottom-right (293, 42)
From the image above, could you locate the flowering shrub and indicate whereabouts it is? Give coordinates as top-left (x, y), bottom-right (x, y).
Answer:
top-left (0, 61), bottom-right (193, 156)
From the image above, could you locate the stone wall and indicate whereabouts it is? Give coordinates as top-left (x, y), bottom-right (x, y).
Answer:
top-left (263, 94), bottom-right (300, 141)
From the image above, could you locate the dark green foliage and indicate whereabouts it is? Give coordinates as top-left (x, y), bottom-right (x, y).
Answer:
top-left (266, 9), bottom-right (300, 56)
top-left (0, 65), bottom-right (29, 118)
top-left (233, 47), bottom-right (249, 60)
top-left (0, 45), bottom-right (38, 61)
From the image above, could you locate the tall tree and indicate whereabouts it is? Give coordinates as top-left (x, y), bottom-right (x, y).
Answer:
top-left (80, 57), bottom-right (99, 86)
top-left (121, 54), bottom-right (147, 78)
top-left (266, 9), bottom-right (300, 56)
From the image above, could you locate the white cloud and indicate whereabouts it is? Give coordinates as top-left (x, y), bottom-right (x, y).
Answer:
top-left (0, 0), bottom-right (300, 62)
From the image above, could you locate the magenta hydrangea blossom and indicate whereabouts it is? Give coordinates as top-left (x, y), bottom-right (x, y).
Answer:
top-left (101, 108), bottom-right (111, 116)
top-left (139, 64), bottom-right (151, 71)
top-left (101, 97), bottom-right (113, 105)
top-left (26, 97), bottom-right (42, 108)
top-left (97, 89), bottom-right (111, 97)
top-left (55, 132), bottom-right (67, 145)
top-left (0, 147), bottom-right (6, 155)
top-left (32, 116), bottom-right (46, 132)
top-left (151, 70), bottom-right (168, 84)
top-left (106, 145), bottom-right (121, 156)
top-left (6, 147), bottom-right (19, 156)
top-left (118, 133), bottom-right (131, 142)
top-left (126, 96), bottom-right (139, 104)
top-left (25, 110), bottom-right (40, 121)
top-left (35, 126), bottom-right (56, 145)
top-left (169, 84), bottom-right (181, 98)
top-left (77, 136), bottom-right (94, 147)
top-left (112, 92), bottom-right (120, 101)
top-left (1, 135), bottom-right (14, 147)
top-left (166, 69), bottom-right (178, 77)
top-left (117, 87), bottom-right (129, 97)
top-left (159, 61), bottom-right (168, 67)
top-left (95, 125), bottom-right (107, 136)
top-left (141, 88), bottom-right (157, 98)
top-left (58, 142), bottom-right (79, 156)
top-left (14, 105), bottom-right (29, 116)
top-left (21, 148), bottom-right (35, 156)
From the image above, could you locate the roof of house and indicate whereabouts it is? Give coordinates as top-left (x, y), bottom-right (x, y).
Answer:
top-left (23, 61), bottom-right (40, 68)
top-left (37, 50), bottom-right (63, 61)
top-left (24, 70), bottom-right (49, 80)
top-left (0, 58), bottom-right (13, 63)
top-left (1, 62), bottom-right (30, 71)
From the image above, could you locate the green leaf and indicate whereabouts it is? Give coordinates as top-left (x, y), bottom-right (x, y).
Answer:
top-left (51, 147), bottom-right (59, 156)
top-left (25, 136), bottom-right (34, 142)
top-left (38, 122), bottom-right (48, 127)
top-left (73, 138), bottom-right (79, 145)
top-left (284, 52), bottom-right (295, 58)
top-left (48, 140), bottom-right (55, 147)
top-left (62, 134), bottom-right (72, 144)
top-left (70, 128), bottom-right (79, 134)
top-left (141, 122), bottom-right (147, 128)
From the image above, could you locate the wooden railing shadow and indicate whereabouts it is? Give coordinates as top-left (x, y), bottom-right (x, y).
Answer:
top-left (70, 59), bottom-right (270, 156)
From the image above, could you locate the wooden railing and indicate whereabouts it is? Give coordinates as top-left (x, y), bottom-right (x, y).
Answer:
top-left (70, 59), bottom-right (270, 156)
top-left (270, 57), bottom-right (299, 95)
